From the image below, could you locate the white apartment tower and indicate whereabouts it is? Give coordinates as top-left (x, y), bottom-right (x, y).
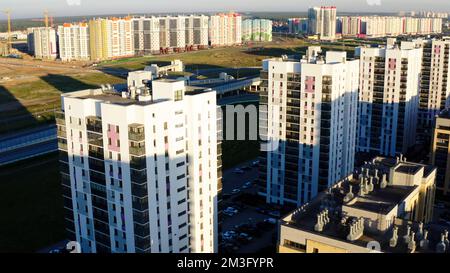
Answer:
top-left (209, 13), bottom-right (242, 47)
top-left (56, 79), bottom-right (218, 253)
top-left (308, 6), bottom-right (337, 40)
top-left (356, 43), bottom-right (423, 156)
top-left (107, 18), bottom-right (134, 58)
top-left (402, 38), bottom-right (450, 140)
top-left (58, 23), bottom-right (90, 62)
top-left (27, 27), bottom-right (58, 60)
top-left (258, 48), bottom-right (359, 206)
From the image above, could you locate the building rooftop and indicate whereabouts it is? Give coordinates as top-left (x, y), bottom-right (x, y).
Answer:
top-left (280, 156), bottom-right (444, 253)
top-left (63, 81), bottom-right (212, 106)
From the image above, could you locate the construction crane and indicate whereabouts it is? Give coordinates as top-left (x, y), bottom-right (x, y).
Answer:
top-left (2, 9), bottom-right (12, 53)
top-left (31, 10), bottom-right (54, 27)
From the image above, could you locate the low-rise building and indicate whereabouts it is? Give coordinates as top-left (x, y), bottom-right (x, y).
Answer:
top-left (279, 156), bottom-right (439, 253)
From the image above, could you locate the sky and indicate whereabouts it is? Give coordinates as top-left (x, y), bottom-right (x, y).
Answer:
top-left (0, 0), bottom-right (449, 19)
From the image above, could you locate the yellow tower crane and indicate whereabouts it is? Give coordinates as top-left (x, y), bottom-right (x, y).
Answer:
top-left (2, 9), bottom-right (12, 53)
top-left (44, 9), bottom-right (49, 28)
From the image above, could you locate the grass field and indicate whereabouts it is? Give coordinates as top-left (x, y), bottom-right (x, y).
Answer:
top-left (98, 38), bottom-right (359, 72)
top-left (0, 72), bottom-right (124, 134)
top-left (0, 153), bottom-right (65, 253)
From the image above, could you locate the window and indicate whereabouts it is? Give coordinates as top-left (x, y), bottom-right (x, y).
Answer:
top-left (174, 90), bottom-right (183, 101)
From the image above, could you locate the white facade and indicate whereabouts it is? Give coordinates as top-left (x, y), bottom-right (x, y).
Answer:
top-left (58, 23), bottom-right (90, 62)
top-left (402, 38), bottom-right (450, 138)
top-left (356, 44), bottom-right (423, 156)
top-left (27, 27), bottom-right (57, 60)
top-left (58, 79), bottom-right (218, 253)
top-left (308, 6), bottom-right (337, 40)
top-left (107, 18), bottom-right (134, 58)
top-left (259, 48), bottom-right (359, 206)
top-left (209, 13), bottom-right (242, 46)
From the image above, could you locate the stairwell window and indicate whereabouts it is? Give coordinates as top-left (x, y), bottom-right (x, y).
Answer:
top-left (174, 90), bottom-right (183, 101)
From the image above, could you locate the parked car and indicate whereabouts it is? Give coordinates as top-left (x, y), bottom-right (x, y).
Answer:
top-left (223, 210), bottom-right (235, 217)
top-left (238, 233), bottom-right (253, 242)
top-left (233, 168), bottom-right (244, 174)
top-left (231, 189), bottom-right (241, 195)
top-left (242, 181), bottom-right (252, 189)
top-left (264, 218), bottom-right (278, 225)
top-left (242, 166), bottom-right (251, 171)
top-left (268, 210), bottom-right (281, 218)
top-left (223, 230), bottom-right (238, 240)
top-left (224, 207), bottom-right (239, 214)
top-left (251, 160), bottom-right (260, 167)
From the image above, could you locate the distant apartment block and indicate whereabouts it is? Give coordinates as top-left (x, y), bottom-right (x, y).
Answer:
top-left (258, 47), bottom-right (359, 207)
top-left (58, 23), bottom-right (90, 62)
top-left (279, 156), bottom-right (437, 253)
top-left (430, 109), bottom-right (450, 198)
top-left (355, 43), bottom-right (422, 156)
top-left (88, 17), bottom-right (133, 61)
top-left (132, 17), bottom-right (160, 55)
top-left (56, 79), bottom-right (219, 253)
top-left (337, 16), bottom-right (443, 38)
top-left (242, 19), bottom-right (272, 42)
top-left (287, 18), bottom-right (309, 34)
top-left (27, 27), bottom-right (58, 60)
top-left (209, 12), bottom-right (242, 47)
top-left (308, 6), bottom-right (337, 40)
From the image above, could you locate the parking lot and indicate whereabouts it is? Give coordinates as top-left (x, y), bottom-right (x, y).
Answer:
top-left (220, 159), bottom-right (279, 253)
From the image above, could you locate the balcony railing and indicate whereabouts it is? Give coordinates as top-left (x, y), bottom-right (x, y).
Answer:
top-left (130, 146), bottom-right (146, 156)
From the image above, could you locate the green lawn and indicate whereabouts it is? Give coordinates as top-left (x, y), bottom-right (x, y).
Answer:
top-left (0, 154), bottom-right (65, 253)
top-left (99, 39), bottom-right (360, 73)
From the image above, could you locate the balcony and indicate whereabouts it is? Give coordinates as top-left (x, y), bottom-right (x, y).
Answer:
top-left (129, 124), bottom-right (145, 142)
top-left (131, 169), bottom-right (147, 183)
top-left (130, 145), bottom-right (146, 156)
top-left (55, 111), bottom-right (65, 125)
top-left (86, 116), bottom-right (102, 133)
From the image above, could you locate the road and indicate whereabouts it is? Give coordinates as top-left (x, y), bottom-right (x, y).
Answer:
top-left (220, 159), bottom-right (278, 253)
top-left (0, 124), bottom-right (57, 166)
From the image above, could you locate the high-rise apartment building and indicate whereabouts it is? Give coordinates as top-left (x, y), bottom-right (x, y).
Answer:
top-left (430, 109), bottom-right (450, 198)
top-left (401, 38), bottom-right (450, 140)
top-left (209, 12), bottom-right (242, 47)
top-left (89, 17), bottom-right (133, 61)
top-left (27, 27), bottom-right (58, 60)
top-left (185, 15), bottom-right (209, 49)
top-left (287, 18), bottom-right (309, 34)
top-left (56, 79), bottom-right (219, 253)
top-left (340, 16), bottom-right (443, 38)
top-left (279, 156), bottom-right (437, 253)
top-left (132, 17), bottom-right (161, 55)
top-left (242, 19), bottom-right (272, 42)
top-left (308, 6), bottom-right (337, 40)
top-left (258, 47), bottom-right (359, 207)
top-left (58, 23), bottom-right (90, 62)
top-left (356, 43), bottom-right (423, 157)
